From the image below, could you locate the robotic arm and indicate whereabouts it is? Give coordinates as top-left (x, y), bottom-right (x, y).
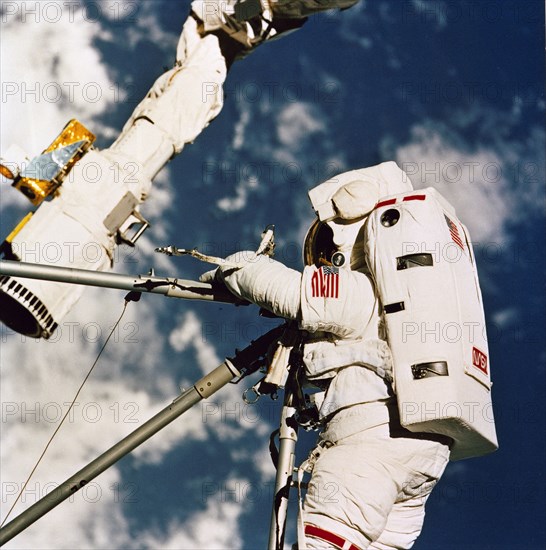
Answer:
top-left (0, 13), bottom-right (226, 338)
top-left (0, 0), bottom-right (363, 339)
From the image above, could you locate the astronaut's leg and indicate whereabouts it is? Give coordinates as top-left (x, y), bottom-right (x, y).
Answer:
top-left (300, 430), bottom-right (396, 549)
top-left (368, 435), bottom-right (450, 549)
top-left (367, 497), bottom-right (429, 550)
top-left (298, 424), bottom-right (450, 550)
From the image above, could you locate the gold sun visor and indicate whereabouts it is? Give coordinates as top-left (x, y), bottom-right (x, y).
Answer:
top-left (303, 218), bottom-right (337, 267)
top-left (8, 119), bottom-right (95, 205)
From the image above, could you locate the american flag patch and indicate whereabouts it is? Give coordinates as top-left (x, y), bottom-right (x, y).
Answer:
top-left (444, 214), bottom-right (464, 250)
top-left (311, 266), bottom-right (340, 298)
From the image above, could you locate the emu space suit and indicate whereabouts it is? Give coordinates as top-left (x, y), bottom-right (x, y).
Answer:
top-left (211, 162), bottom-right (452, 549)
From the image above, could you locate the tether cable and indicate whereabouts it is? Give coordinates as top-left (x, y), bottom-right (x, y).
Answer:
top-left (1, 293), bottom-right (139, 527)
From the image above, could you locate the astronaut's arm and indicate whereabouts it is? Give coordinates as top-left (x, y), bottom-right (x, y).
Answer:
top-left (211, 252), bottom-right (302, 320)
top-left (212, 253), bottom-right (374, 339)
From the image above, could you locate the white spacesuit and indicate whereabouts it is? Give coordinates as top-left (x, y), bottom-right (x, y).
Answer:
top-left (209, 161), bottom-right (497, 549)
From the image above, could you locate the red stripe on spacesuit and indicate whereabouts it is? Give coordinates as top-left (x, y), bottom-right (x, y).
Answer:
top-left (374, 198), bottom-right (397, 209)
top-left (402, 194), bottom-right (426, 201)
top-left (304, 524), bottom-right (362, 550)
top-left (311, 269), bottom-right (319, 296)
top-left (374, 194), bottom-right (427, 210)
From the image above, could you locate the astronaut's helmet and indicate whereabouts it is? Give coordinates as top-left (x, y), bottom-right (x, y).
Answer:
top-left (304, 162), bottom-right (413, 270)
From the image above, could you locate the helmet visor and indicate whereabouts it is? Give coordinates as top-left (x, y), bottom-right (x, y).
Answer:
top-left (303, 219), bottom-right (337, 267)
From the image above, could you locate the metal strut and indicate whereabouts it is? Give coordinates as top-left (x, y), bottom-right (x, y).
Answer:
top-left (268, 363), bottom-right (303, 550)
top-left (0, 259), bottom-right (247, 304)
top-left (0, 325), bottom-right (284, 546)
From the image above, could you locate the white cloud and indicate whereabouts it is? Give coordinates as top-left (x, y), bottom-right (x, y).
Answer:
top-left (410, 0), bottom-right (449, 28)
top-left (96, 0), bottom-right (140, 22)
top-left (232, 107), bottom-right (251, 151)
top-left (216, 181), bottom-right (255, 213)
top-left (169, 310), bottom-right (221, 372)
top-left (276, 102), bottom-right (326, 149)
top-left (0, 292), bottom-right (154, 547)
top-left (215, 105), bottom-right (262, 213)
top-left (391, 121), bottom-right (544, 244)
top-left (216, 99), bottom-right (334, 213)
top-left (0, 282), bottom-right (241, 546)
top-left (139, 483), bottom-right (245, 550)
top-left (491, 307), bottom-right (519, 329)
top-left (0, 6), bottom-right (195, 547)
top-left (0, 1), bottom-right (118, 156)
top-left (121, 4), bottom-right (179, 53)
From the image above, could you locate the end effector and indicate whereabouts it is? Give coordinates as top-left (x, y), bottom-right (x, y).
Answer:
top-left (190, 0), bottom-right (359, 54)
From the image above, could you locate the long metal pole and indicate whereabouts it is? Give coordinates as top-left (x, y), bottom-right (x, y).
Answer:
top-left (268, 382), bottom-right (299, 550)
top-left (268, 405), bottom-right (298, 550)
top-left (0, 260), bottom-right (244, 304)
top-left (0, 360), bottom-right (240, 546)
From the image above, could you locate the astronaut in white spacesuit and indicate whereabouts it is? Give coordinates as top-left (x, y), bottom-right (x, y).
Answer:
top-left (120, 7), bottom-right (466, 547)
top-left (1, 2), bottom-right (496, 545)
top-left (206, 162), bottom-right (453, 549)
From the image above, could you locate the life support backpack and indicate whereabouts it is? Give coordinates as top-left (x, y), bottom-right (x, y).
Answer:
top-left (364, 187), bottom-right (498, 460)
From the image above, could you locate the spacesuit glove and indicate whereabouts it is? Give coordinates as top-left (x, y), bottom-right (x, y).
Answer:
top-left (214, 251), bottom-right (302, 320)
top-left (199, 268), bottom-right (218, 284)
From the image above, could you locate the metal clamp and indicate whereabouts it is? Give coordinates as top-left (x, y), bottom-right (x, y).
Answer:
top-left (243, 380), bottom-right (264, 404)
